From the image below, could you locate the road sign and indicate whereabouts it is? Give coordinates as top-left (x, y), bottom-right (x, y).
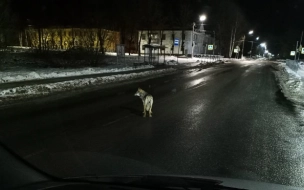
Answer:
top-left (174, 39), bottom-right (179, 46)
top-left (299, 45), bottom-right (303, 52)
top-left (208, 45), bottom-right (213, 50)
top-left (302, 48), bottom-right (304, 54)
top-left (234, 49), bottom-right (239, 53)
top-left (290, 51), bottom-right (296, 56)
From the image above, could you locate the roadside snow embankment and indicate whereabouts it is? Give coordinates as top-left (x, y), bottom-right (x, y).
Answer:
top-left (0, 68), bottom-right (176, 100)
top-left (274, 61), bottom-right (304, 104)
top-left (0, 65), bottom-right (154, 84)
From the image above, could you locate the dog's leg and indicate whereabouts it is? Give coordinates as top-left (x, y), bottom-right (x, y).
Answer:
top-left (149, 100), bottom-right (153, 117)
top-left (143, 103), bottom-right (146, 117)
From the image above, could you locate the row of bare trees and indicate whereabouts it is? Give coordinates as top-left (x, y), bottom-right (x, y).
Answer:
top-left (0, 0), bottom-right (18, 48)
top-left (210, 0), bottom-right (249, 57)
top-left (19, 27), bottom-right (118, 54)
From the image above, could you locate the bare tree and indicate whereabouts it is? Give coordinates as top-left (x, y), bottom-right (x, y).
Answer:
top-left (213, 0), bottom-right (249, 57)
top-left (0, 0), bottom-right (16, 48)
top-left (134, 0), bottom-right (164, 55)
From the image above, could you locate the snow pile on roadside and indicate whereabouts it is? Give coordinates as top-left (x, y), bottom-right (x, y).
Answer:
top-left (0, 68), bottom-right (176, 99)
top-left (165, 60), bottom-right (178, 65)
top-left (275, 62), bottom-right (304, 104)
top-left (0, 65), bottom-right (154, 84)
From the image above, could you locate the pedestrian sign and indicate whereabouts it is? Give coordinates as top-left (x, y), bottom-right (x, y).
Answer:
top-left (302, 48), bottom-right (304, 54)
top-left (290, 51), bottom-right (296, 56)
top-left (234, 49), bottom-right (239, 53)
top-left (208, 45), bottom-right (213, 50)
top-left (299, 45), bottom-right (303, 52)
top-left (174, 39), bottom-right (179, 46)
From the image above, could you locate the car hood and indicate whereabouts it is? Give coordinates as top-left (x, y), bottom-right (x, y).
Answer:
top-left (65, 174), bottom-right (304, 190)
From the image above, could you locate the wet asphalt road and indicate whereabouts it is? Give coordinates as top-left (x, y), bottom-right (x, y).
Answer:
top-left (0, 61), bottom-right (303, 187)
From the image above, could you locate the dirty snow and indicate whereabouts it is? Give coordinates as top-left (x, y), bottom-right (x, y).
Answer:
top-left (0, 68), bottom-right (176, 100)
top-left (274, 61), bottom-right (304, 104)
top-left (0, 52), bottom-right (224, 84)
top-left (0, 65), bottom-right (154, 84)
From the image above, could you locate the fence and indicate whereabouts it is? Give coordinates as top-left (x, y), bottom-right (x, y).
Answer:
top-left (107, 55), bottom-right (145, 65)
top-left (193, 54), bottom-right (224, 63)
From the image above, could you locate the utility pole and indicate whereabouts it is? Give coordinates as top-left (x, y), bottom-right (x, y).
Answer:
top-left (295, 41), bottom-right (298, 61)
top-left (298, 31), bottom-right (303, 60)
top-left (191, 22), bottom-right (195, 58)
top-left (213, 31), bottom-right (215, 55)
top-left (241, 35), bottom-right (245, 59)
top-left (250, 41), bottom-right (254, 58)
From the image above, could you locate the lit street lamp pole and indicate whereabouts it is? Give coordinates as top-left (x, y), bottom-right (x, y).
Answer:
top-left (191, 22), bottom-right (195, 58)
top-left (260, 42), bottom-right (266, 57)
top-left (241, 35), bottom-right (246, 59)
top-left (213, 31), bottom-right (215, 55)
top-left (250, 41), bottom-right (253, 57)
top-left (241, 30), bottom-right (253, 59)
top-left (249, 36), bottom-right (259, 58)
top-left (295, 41), bottom-right (298, 61)
top-left (191, 14), bottom-right (206, 58)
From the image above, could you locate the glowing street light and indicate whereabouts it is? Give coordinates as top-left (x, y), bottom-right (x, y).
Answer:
top-left (199, 15), bottom-right (207, 22)
top-left (192, 14), bottom-right (207, 58)
top-left (248, 30), bottom-right (254, 35)
top-left (260, 43), bottom-right (266, 48)
top-left (256, 37), bottom-right (259, 40)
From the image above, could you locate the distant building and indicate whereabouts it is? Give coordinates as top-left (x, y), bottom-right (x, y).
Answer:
top-left (138, 26), bottom-right (215, 56)
top-left (20, 27), bottom-right (120, 52)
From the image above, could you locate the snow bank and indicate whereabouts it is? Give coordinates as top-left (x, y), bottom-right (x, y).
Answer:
top-left (0, 65), bottom-right (154, 84)
top-left (0, 68), bottom-right (176, 100)
top-left (274, 62), bottom-right (304, 104)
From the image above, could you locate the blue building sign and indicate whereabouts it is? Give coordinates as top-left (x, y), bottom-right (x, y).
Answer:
top-left (174, 39), bottom-right (179, 46)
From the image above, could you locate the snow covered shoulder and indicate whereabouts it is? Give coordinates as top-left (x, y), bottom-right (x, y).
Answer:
top-left (0, 68), bottom-right (176, 102)
top-left (274, 60), bottom-right (304, 104)
top-left (0, 65), bottom-right (154, 84)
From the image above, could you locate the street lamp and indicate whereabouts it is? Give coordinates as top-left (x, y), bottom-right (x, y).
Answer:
top-left (199, 15), bottom-right (207, 22)
top-left (192, 14), bottom-right (207, 58)
top-left (241, 30), bottom-right (254, 59)
top-left (259, 43), bottom-right (267, 57)
top-left (249, 35), bottom-right (259, 58)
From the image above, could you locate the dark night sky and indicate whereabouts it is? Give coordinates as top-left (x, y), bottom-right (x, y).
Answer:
top-left (201, 0), bottom-right (303, 36)
top-left (238, 0), bottom-right (303, 35)
top-left (201, 0), bottom-right (304, 53)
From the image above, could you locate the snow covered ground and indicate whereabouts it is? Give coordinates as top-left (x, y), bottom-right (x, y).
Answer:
top-left (0, 50), bottom-right (225, 103)
top-left (274, 61), bottom-right (304, 104)
top-left (0, 68), bottom-right (176, 101)
top-left (0, 65), bottom-right (154, 84)
top-left (0, 52), bottom-right (223, 84)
